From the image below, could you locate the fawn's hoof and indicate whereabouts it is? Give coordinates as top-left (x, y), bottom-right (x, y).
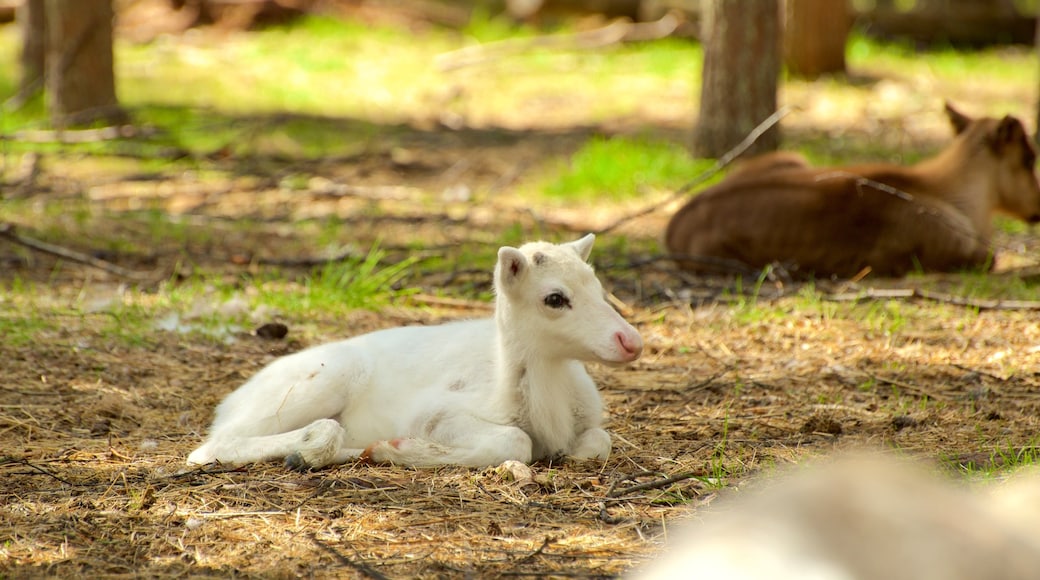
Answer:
top-left (284, 452), bottom-right (312, 472)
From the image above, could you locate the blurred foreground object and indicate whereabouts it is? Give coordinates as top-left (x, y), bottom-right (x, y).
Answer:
top-left (633, 454), bottom-right (1040, 580)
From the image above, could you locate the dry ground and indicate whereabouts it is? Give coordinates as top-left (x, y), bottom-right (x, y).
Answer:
top-left (3, 37), bottom-right (1040, 578)
top-left (3, 142), bottom-right (1040, 577)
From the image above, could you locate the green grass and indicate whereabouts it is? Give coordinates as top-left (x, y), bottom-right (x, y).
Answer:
top-left (538, 136), bottom-right (715, 201)
top-left (847, 32), bottom-right (1034, 84)
top-left (949, 438), bottom-right (1040, 479)
top-left (253, 244), bottom-right (420, 317)
top-left (0, 309), bottom-right (54, 348)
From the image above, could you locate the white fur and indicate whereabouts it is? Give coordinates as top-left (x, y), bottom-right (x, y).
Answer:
top-left (187, 234), bottom-right (643, 469)
top-left (632, 455), bottom-right (1040, 580)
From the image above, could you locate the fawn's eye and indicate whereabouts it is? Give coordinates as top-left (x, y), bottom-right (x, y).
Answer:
top-left (543, 292), bottom-right (571, 309)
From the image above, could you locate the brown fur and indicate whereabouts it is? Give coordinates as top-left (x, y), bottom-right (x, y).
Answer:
top-left (666, 104), bottom-right (1040, 278)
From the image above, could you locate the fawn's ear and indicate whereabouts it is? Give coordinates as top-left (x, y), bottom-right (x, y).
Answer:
top-left (495, 246), bottom-right (528, 293)
top-left (566, 233), bottom-right (596, 262)
top-left (945, 102), bottom-right (973, 135)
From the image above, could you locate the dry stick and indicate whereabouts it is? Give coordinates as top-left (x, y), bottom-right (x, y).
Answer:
top-left (0, 222), bottom-right (154, 281)
top-left (517, 536), bottom-right (556, 564)
top-left (595, 105), bottom-right (795, 236)
top-left (310, 533), bottom-right (390, 580)
top-left (867, 373), bottom-right (947, 401)
top-left (823, 287), bottom-right (1040, 311)
top-left (10, 125), bottom-right (147, 144)
top-left (9, 458), bottom-right (83, 487)
top-left (607, 471), bottom-right (701, 498)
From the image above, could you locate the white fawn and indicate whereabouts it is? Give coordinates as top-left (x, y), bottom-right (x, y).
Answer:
top-left (187, 234), bottom-right (643, 469)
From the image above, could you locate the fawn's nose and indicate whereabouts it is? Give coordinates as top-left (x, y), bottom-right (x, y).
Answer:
top-left (615, 330), bottom-right (643, 361)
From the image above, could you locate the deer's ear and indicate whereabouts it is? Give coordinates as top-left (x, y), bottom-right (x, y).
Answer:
top-left (567, 233), bottom-right (596, 262)
top-left (496, 246), bottom-right (528, 291)
top-left (991, 115), bottom-right (1027, 152)
top-left (945, 102), bottom-right (972, 135)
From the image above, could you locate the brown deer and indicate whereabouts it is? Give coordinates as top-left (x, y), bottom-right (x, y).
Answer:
top-left (665, 104), bottom-right (1040, 278)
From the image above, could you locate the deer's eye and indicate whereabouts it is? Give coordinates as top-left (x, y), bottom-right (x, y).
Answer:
top-left (544, 292), bottom-right (571, 309)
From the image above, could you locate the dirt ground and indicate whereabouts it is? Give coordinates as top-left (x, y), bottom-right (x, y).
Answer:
top-left (4, 129), bottom-right (1040, 577)
top-left (3, 37), bottom-right (1040, 579)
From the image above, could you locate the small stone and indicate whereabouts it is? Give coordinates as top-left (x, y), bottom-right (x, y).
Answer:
top-left (255, 322), bottom-right (289, 340)
top-left (891, 415), bottom-right (918, 431)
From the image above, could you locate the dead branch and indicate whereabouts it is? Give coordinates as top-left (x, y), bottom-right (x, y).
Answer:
top-left (594, 105), bottom-right (796, 236)
top-left (867, 373), bottom-right (948, 401)
top-left (517, 536), bottom-right (557, 564)
top-left (0, 222), bottom-right (155, 281)
top-left (606, 470), bottom-right (700, 497)
top-left (8, 125), bottom-right (153, 143)
top-left (404, 293), bottom-right (495, 311)
top-left (310, 533), bottom-right (390, 580)
top-left (823, 287), bottom-right (1040, 311)
top-left (435, 12), bottom-right (682, 72)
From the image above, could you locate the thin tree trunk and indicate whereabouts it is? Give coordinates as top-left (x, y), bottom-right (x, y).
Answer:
top-left (44, 0), bottom-right (124, 127)
top-left (1035, 10), bottom-right (1040, 147)
top-left (694, 0), bottom-right (781, 158)
top-left (17, 0), bottom-right (46, 100)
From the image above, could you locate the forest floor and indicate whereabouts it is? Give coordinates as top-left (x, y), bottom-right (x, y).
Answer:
top-left (3, 9), bottom-right (1040, 578)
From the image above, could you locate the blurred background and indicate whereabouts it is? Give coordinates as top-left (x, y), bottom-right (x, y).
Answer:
top-left (0, 0), bottom-right (1038, 287)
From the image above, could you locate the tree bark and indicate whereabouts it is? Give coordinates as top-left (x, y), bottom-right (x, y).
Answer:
top-left (785, 0), bottom-right (849, 79)
top-left (1035, 10), bottom-right (1040, 148)
top-left (17, 0), bottom-right (46, 100)
top-left (694, 0), bottom-right (781, 158)
top-left (44, 0), bottom-right (124, 127)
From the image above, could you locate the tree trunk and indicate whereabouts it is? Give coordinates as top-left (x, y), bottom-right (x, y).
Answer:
top-left (1035, 10), bottom-right (1040, 148)
top-left (694, 0), bottom-right (781, 158)
top-left (44, 0), bottom-right (124, 127)
top-left (17, 0), bottom-right (46, 99)
top-left (785, 0), bottom-right (849, 78)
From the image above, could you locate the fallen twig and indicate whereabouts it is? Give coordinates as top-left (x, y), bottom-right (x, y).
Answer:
top-left (607, 471), bottom-right (700, 498)
top-left (8, 125), bottom-right (154, 144)
top-left (404, 293), bottom-right (494, 311)
top-left (868, 373), bottom-right (947, 401)
top-left (823, 287), bottom-right (1040, 311)
top-left (0, 222), bottom-right (155, 281)
top-left (8, 458), bottom-right (84, 487)
top-left (595, 105), bottom-right (795, 235)
top-left (517, 536), bottom-right (556, 564)
top-left (310, 533), bottom-right (390, 580)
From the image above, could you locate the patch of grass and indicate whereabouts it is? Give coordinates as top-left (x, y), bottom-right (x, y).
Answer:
top-left (994, 216), bottom-right (1035, 236)
top-left (126, 15), bottom-right (454, 122)
top-left (97, 303), bottom-right (160, 348)
top-left (847, 32), bottom-right (1032, 85)
top-left (254, 244), bottom-right (419, 317)
top-left (910, 269), bottom-right (1039, 302)
top-left (0, 308), bottom-right (54, 348)
top-left (703, 414), bottom-right (734, 489)
top-left (538, 136), bottom-right (714, 201)
top-left (950, 439), bottom-right (1040, 479)
top-left (728, 267), bottom-right (789, 325)
top-left (0, 277), bottom-right (162, 348)
top-left (856, 299), bottom-right (909, 337)
top-left (462, 6), bottom-right (538, 43)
